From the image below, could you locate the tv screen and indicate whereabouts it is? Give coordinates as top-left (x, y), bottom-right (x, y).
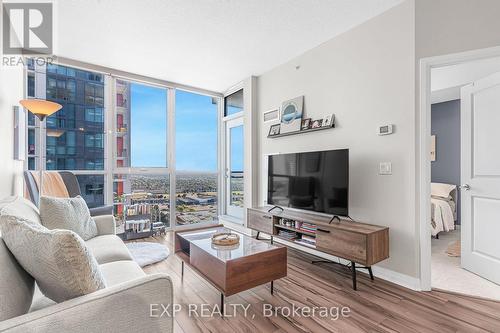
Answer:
top-left (267, 149), bottom-right (348, 216)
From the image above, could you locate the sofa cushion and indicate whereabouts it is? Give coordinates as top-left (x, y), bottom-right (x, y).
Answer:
top-left (0, 238), bottom-right (35, 321)
top-left (86, 235), bottom-right (133, 264)
top-left (0, 196), bottom-right (41, 225)
top-left (0, 197), bottom-right (38, 321)
top-left (29, 285), bottom-right (56, 313)
top-left (40, 196), bottom-right (98, 241)
top-left (0, 215), bottom-right (106, 302)
top-left (99, 260), bottom-right (146, 286)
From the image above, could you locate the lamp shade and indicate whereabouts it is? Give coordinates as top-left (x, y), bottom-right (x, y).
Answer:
top-left (19, 99), bottom-right (62, 120)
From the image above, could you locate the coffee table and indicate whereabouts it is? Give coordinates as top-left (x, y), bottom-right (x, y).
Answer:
top-left (175, 225), bottom-right (287, 314)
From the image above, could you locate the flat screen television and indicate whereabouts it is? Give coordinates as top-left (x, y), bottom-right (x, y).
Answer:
top-left (267, 149), bottom-right (349, 216)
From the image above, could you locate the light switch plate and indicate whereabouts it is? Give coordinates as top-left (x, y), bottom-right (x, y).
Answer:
top-left (379, 162), bottom-right (392, 175)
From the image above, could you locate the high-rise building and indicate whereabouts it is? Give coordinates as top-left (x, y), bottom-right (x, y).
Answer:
top-left (26, 62), bottom-right (106, 208)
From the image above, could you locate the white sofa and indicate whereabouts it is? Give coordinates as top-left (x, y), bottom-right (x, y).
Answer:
top-left (0, 197), bottom-right (173, 333)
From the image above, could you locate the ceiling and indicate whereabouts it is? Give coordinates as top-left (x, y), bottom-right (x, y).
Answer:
top-left (431, 56), bottom-right (500, 104)
top-left (55, 0), bottom-right (402, 92)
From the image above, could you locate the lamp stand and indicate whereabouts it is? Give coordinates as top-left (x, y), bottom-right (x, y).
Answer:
top-left (18, 99), bottom-right (63, 208)
top-left (37, 115), bottom-right (46, 207)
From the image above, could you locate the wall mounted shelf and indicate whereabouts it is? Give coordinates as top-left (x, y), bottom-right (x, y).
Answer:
top-left (267, 124), bottom-right (335, 138)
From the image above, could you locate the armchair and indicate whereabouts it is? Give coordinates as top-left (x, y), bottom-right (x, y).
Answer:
top-left (23, 171), bottom-right (113, 217)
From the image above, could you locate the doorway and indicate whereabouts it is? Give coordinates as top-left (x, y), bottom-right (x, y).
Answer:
top-left (420, 46), bottom-right (500, 300)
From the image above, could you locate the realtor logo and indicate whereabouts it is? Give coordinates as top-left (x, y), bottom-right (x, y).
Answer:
top-left (2, 2), bottom-right (53, 55)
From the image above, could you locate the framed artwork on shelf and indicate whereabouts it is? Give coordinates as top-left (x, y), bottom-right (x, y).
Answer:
top-left (311, 119), bottom-right (323, 129)
top-left (301, 118), bottom-right (311, 130)
top-left (322, 114), bottom-right (335, 127)
top-left (263, 108), bottom-right (280, 123)
top-left (268, 124), bottom-right (281, 136)
top-left (280, 96), bottom-right (303, 134)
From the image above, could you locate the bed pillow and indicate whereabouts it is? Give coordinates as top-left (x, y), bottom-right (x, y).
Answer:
top-left (40, 196), bottom-right (98, 241)
top-left (431, 182), bottom-right (456, 199)
top-left (0, 215), bottom-right (106, 302)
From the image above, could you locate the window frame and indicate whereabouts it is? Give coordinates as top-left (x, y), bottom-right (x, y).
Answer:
top-left (219, 83), bottom-right (245, 223)
top-left (111, 77), bottom-right (170, 174)
top-left (24, 59), bottom-right (223, 231)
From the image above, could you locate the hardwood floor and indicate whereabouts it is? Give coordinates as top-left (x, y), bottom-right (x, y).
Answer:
top-left (138, 232), bottom-right (500, 333)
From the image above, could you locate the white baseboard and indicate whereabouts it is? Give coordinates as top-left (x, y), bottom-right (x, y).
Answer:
top-left (371, 266), bottom-right (421, 291)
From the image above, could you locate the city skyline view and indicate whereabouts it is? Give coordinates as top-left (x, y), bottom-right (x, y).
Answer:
top-left (27, 62), bottom-right (243, 229)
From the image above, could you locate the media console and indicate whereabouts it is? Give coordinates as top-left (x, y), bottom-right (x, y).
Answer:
top-left (247, 207), bottom-right (389, 290)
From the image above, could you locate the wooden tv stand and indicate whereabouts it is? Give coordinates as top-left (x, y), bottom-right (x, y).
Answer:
top-left (247, 207), bottom-right (389, 290)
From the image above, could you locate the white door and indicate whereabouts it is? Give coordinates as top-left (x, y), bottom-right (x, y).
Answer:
top-left (225, 117), bottom-right (244, 219)
top-left (461, 72), bottom-right (500, 285)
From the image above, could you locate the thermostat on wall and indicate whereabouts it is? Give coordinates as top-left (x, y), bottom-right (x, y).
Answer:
top-left (377, 124), bottom-right (393, 136)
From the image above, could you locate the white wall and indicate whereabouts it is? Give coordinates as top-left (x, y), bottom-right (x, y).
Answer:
top-left (0, 66), bottom-right (25, 198)
top-left (416, 0), bottom-right (500, 60)
top-left (415, 0), bottom-right (500, 284)
top-left (430, 56), bottom-right (500, 103)
top-left (257, 1), bottom-right (416, 277)
top-left (431, 56), bottom-right (500, 92)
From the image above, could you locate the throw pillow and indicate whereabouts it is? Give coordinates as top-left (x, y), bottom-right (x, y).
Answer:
top-left (431, 182), bottom-right (456, 199)
top-left (40, 196), bottom-right (98, 241)
top-left (0, 215), bottom-right (106, 302)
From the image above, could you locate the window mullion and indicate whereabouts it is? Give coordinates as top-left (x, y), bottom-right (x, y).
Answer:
top-left (168, 88), bottom-right (176, 229)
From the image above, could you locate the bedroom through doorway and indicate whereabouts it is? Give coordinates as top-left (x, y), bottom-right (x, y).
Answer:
top-left (429, 56), bottom-right (500, 300)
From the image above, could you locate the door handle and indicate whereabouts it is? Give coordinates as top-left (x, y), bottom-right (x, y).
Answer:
top-left (459, 184), bottom-right (471, 191)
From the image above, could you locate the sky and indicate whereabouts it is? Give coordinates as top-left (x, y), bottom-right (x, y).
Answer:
top-left (130, 84), bottom-right (241, 172)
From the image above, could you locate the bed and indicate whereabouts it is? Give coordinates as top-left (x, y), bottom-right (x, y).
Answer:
top-left (431, 182), bottom-right (457, 237)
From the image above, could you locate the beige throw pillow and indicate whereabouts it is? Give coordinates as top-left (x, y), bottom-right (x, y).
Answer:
top-left (40, 196), bottom-right (98, 241)
top-left (0, 215), bottom-right (106, 302)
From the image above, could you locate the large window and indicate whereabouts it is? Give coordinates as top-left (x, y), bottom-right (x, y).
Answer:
top-left (26, 63), bottom-right (107, 208)
top-left (175, 90), bottom-right (219, 225)
top-left (26, 61), bottom-right (221, 230)
top-left (115, 80), bottom-right (167, 169)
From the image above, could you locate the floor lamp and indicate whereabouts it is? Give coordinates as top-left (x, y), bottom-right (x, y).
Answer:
top-left (19, 99), bottom-right (63, 206)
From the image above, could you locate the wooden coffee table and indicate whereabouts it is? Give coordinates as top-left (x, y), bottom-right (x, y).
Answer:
top-left (175, 225), bottom-right (287, 314)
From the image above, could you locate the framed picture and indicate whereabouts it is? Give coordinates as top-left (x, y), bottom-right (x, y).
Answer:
top-left (268, 124), bottom-right (281, 136)
top-left (311, 119), bottom-right (323, 129)
top-left (263, 108), bottom-right (280, 123)
top-left (322, 114), bottom-right (335, 127)
top-left (280, 96), bottom-right (303, 134)
top-left (301, 118), bottom-right (311, 130)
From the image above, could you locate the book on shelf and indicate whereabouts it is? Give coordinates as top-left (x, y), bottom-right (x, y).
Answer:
top-left (277, 230), bottom-right (296, 240)
top-left (291, 221), bottom-right (316, 234)
top-left (295, 238), bottom-right (316, 248)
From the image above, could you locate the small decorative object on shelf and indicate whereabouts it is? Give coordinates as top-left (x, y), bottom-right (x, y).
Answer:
top-left (263, 108), bottom-right (280, 123)
top-left (280, 96), bottom-right (304, 134)
top-left (311, 119), bottom-right (323, 129)
top-left (212, 232), bottom-right (240, 246)
top-left (322, 114), bottom-right (335, 127)
top-left (267, 115), bottom-right (336, 138)
top-left (301, 118), bottom-right (311, 130)
top-left (268, 123), bottom-right (281, 136)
